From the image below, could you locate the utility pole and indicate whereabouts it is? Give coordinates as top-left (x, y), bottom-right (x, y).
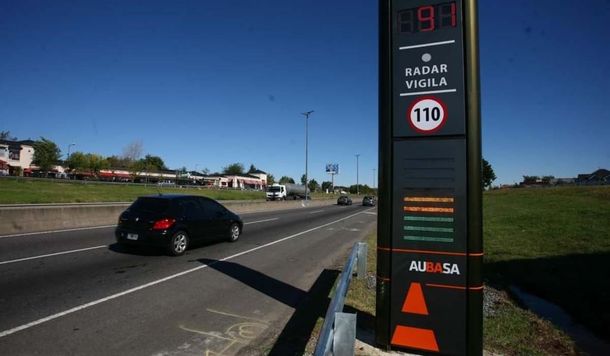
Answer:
top-left (372, 168), bottom-right (377, 189)
top-left (67, 143), bottom-right (76, 159)
top-left (302, 110), bottom-right (314, 201)
top-left (355, 154), bottom-right (360, 195)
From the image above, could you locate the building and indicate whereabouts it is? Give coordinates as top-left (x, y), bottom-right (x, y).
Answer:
top-left (248, 169), bottom-right (268, 186)
top-left (200, 173), bottom-right (265, 190)
top-left (0, 139), bottom-right (36, 175)
top-left (576, 169), bottom-right (610, 185)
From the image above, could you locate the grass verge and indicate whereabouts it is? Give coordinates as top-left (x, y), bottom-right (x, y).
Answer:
top-left (484, 186), bottom-right (610, 341)
top-left (0, 177), bottom-right (342, 204)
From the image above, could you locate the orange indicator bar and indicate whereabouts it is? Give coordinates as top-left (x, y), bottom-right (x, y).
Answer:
top-left (404, 197), bottom-right (454, 203)
top-left (404, 206), bottom-right (454, 213)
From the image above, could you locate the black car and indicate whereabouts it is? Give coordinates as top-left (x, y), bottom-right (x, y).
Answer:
top-left (362, 196), bottom-right (376, 206)
top-left (115, 195), bottom-right (243, 256)
top-left (337, 195), bottom-right (352, 206)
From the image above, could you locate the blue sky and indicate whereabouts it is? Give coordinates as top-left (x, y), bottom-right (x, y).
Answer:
top-left (1, 0), bottom-right (608, 186)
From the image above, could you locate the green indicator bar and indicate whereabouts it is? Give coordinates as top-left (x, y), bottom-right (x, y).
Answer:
top-left (404, 235), bottom-right (455, 243)
top-left (404, 226), bottom-right (454, 233)
top-left (404, 216), bottom-right (454, 223)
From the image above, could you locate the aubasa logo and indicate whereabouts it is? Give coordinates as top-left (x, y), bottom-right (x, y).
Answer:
top-left (409, 260), bottom-right (460, 275)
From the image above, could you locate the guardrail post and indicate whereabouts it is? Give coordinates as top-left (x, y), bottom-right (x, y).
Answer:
top-left (333, 312), bottom-right (357, 355)
top-left (314, 242), bottom-right (369, 356)
top-left (356, 242), bottom-right (367, 279)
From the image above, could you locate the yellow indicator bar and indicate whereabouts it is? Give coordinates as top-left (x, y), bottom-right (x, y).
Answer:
top-left (404, 197), bottom-right (454, 203)
top-left (404, 206), bottom-right (454, 213)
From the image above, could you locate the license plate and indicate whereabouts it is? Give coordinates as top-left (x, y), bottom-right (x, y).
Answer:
top-left (127, 233), bottom-right (138, 240)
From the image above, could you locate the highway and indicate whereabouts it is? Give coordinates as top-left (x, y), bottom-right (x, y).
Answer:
top-left (0, 203), bottom-right (376, 355)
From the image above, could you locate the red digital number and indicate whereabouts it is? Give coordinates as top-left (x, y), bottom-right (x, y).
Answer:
top-left (438, 2), bottom-right (457, 28)
top-left (417, 5), bottom-right (435, 32)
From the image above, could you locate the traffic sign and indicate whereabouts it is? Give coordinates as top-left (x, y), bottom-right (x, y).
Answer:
top-left (407, 96), bottom-right (448, 134)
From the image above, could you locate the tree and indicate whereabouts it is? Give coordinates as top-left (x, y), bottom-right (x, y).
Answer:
top-left (0, 130), bottom-right (17, 141)
top-left (482, 158), bottom-right (497, 189)
top-left (32, 137), bottom-right (61, 175)
top-left (122, 140), bottom-right (143, 163)
top-left (321, 181), bottom-right (333, 192)
top-left (140, 154), bottom-right (167, 171)
top-left (247, 164), bottom-right (258, 173)
top-left (308, 179), bottom-right (319, 192)
top-left (86, 153), bottom-right (109, 175)
top-left (267, 173), bottom-right (275, 185)
top-left (349, 184), bottom-right (374, 195)
top-left (522, 176), bottom-right (539, 184)
top-left (301, 174), bottom-right (307, 185)
top-left (223, 163), bottom-right (245, 175)
top-left (106, 155), bottom-right (131, 168)
top-left (66, 151), bottom-right (88, 171)
top-left (66, 152), bottom-right (109, 176)
top-left (279, 176), bottom-right (295, 184)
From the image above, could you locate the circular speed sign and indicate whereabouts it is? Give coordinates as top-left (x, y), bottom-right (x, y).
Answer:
top-left (407, 96), bottom-right (448, 134)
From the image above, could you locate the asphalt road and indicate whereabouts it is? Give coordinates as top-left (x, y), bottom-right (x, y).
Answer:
top-left (0, 203), bottom-right (377, 355)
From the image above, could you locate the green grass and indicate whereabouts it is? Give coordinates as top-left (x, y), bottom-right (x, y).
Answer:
top-left (0, 177), bottom-right (266, 203)
top-left (484, 186), bottom-right (610, 341)
top-left (484, 293), bottom-right (577, 355)
top-left (0, 177), bottom-right (342, 204)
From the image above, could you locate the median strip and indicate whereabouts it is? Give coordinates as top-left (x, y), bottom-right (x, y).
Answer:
top-left (0, 208), bottom-right (375, 338)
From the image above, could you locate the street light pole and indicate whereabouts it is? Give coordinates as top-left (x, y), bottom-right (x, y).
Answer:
top-left (355, 154), bottom-right (360, 195)
top-left (302, 110), bottom-right (314, 201)
top-left (372, 168), bottom-right (376, 189)
top-left (67, 143), bottom-right (76, 159)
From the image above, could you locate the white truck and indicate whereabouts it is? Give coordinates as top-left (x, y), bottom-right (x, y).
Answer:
top-left (266, 183), bottom-right (309, 201)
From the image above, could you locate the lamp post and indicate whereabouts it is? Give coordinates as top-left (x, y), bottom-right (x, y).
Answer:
top-left (372, 168), bottom-right (376, 190)
top-left (67, 143), bottom-right (76, 159)
top-left (355, 154), bottom-right (360, 195)
top-left (302, 110), bottom-right (314, 201)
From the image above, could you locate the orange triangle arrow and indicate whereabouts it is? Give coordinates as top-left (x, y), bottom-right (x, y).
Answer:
top-left (401, 282), bottom-right (429, 315)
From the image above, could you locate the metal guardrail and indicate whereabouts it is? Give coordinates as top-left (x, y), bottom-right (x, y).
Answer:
top-left (314, 242), bottom-right (368, 356)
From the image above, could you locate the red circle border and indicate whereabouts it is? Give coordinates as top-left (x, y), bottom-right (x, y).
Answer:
top-left (406, 96), bottom-right (449, 134)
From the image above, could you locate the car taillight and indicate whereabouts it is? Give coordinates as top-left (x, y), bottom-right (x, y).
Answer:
top-left (152, 218), bottom-right (176, 230)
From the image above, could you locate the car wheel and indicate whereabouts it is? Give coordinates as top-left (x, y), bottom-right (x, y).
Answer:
top-left (167, 231), bottom-right (189, 256)
top-left (228, 223), bottom-right (240, 242)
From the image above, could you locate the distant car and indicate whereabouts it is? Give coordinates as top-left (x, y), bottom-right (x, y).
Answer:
top-left (362, 196), bottom-right (376, 206)
top-left (337, 195), bottom-right (352, 206)
top-left (115, 195), bottom-right (243, 256)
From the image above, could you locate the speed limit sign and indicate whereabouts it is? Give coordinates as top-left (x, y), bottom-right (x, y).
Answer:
top-left (407, 96), bottom-right (448, 134)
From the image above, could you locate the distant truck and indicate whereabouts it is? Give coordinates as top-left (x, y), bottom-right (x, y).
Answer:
top-left (266, 183), bottom-right (309, 201)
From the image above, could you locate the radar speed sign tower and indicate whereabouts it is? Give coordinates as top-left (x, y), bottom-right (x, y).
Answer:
top-left (377, 0), bottom-right (483, 355)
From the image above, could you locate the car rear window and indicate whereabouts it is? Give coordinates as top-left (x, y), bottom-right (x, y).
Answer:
top-left (129, 197), bottom-right (170, 213)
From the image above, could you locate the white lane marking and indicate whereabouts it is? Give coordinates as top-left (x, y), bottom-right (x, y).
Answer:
top-left (0, 208), bottom-right (374, 338)
top-left (399, 40), bottom-right (455, 50)
top-left (364, 212), bottom-right (377, 215)
top-left (0, 225), bottom-right (116, 239)
top-left (309, 210), bottom-right (324, 214)
top-left (243, 218), bottom-right (278, 225)
top-left (0, 246), bottom-right (108, 265)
